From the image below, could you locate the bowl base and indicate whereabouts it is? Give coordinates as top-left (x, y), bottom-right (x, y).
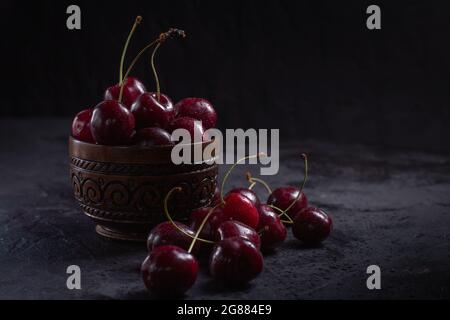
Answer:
top-left (95, 225), bottom-right (148, 242)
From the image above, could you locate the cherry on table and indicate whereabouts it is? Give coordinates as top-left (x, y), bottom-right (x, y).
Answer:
top-left (133, 127), bottom-right (173, 146)
top-left (130, 92), bottom-right (175, 129)
top-left (141, 245), bottom-right (198, 296)
top-left (175, 97), bottom-right (217, 129)
top-left (267, 186), bottom-right (308, 220)
top-left (215, 220), bottom-right (261, 249)
top-left (257, 204), bottom-right (287, 250)
top-left (104, 77), bottom-right (146, 109)
top-left (292, 207), bottom-right (332, 245)
top-left (90, 100), bottom-right (135, 145)
top-left (147, 221), bottom-right (200, 255)
top-left (71, 109), bottom-right (94, 143)
top-left (222, 192), bottom-right (259, 229)
top-left (226, 188), bottom-right (260, 208)
top-left (209, 237), bottom-right (263, 285)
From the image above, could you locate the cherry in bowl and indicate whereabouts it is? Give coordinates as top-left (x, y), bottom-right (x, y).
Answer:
top-left (104, 77), bottom-right (146, 109)
top-left (71, 109), bottom-right (94, 143)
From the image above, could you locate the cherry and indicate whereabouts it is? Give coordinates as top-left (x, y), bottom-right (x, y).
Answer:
top-left (222, 192), bottom-right (259, 229)
top-left (104, 77), bottom-right (146, 109)
top-left (147, 221), bottom-right (200, 254)
top-left (267, 154), bottom-right (309, 220)
top-left (189, 206), bottom-right (229, 241)
top-left (133, 127), bottom-right (173, 146)
top-left (90, 100), bottom-right (135, 145)
top-left (141, 245), bottom-right (198, 296)
top-left (209, 237), bottom-right (263, 284)
top-left (175, 98), bottom-right (217, 129)
top-left (292, 207), bottom-right (332, 245)
top-left (71, 109), bottom-right (94, 143)
top-left (267, 187), bottom-right (308, 220)
top-left (130, 92), bottom-right (175, 129)
top-left (257, 204), bottom-right (287, 250)
top-left (226, 188), bottom-right (260, 208)
top-left (215, 221), bottom-right (261, 249)
top-left (168, 116), bottom-right (206, 142)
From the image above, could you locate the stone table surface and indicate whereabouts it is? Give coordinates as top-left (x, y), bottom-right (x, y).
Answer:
top-left (0, 118), bottom-right (449, 300)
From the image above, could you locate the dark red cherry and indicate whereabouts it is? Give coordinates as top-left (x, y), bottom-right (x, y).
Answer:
top-left (292, 207), bottom-right (332, 245)
top-left (130, 92), bottom-right (175, 130)
top-left (90, 100), bottom-right (135, 145)
top-left (222, 193), bottom-right (259, 229)
top-left (226, 188), bottom-right (260, 208)
top-left (134, 127), bottom-right (173, 146)
top-left (168, 116), bottom-right (206, 142)
top-left (215, 221), bottom-right (260, 249)
top-left (189, 206), bottom-right (229, 241)
top-left (147, 221), bottom-right (200, 255)
top-left (267, 186), bottom-right (308, 220)
top-left (209, 237), bottom-right (263, 284)
top-left (257, 204), bottom-right (287, 250)
top-left (71, 109), bottom-right (94, 143)
top-left (175, 98), bottom-right (217, 129)
top-left (104, 77), bottom-right (146, 109)
top-left (141, 245), bottom-right (198, 296)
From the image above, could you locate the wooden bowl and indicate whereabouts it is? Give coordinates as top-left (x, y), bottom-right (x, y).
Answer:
top-left (69, 137), bottom-right (218, 241)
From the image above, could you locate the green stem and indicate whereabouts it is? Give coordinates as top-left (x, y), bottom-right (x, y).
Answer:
top-left (187, 204), bottom-right (221, 253)
top-left (164, 187), bottom-right (214, 244)
top-left (150, 42), bottom-right (162, 102)
top-left (220, 153), bottom-right (266, 203)
top-left (119, 16), bottom-right (142, 86)
top-left (282, 153), bottom-right (308, 215)
top-left (246, 171), bottom-right (272, 194)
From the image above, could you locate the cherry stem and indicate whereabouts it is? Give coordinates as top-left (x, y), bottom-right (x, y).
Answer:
top-left (220, 153), bottom-right (266, 203)
top-left (268, 204), bottom-right (293, 223)
top-left (119, 16), bottom-right (142, 86)
top-left (282, 153), bottom-right (308, 215)
top-left (187, 203), bottom-right (221, 253)
top-left (163, 187), bottom-right (214, 244)
top-left (246, 171), bottom-right (272, 194)
top-left (150, 42), bottom-right (162, 102)
top-left (248, 181), bottom-right (256, 190)
top-left (118, 28), bottom-right (186, 103)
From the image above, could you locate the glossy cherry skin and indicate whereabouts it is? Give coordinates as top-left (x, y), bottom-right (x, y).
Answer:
top-left (292, 207), bottom-right (332, 245)
top-left (222, 193), bottom-right (259, 229)
top-left (175, 98), bottom-right (217, 129)
top-left (168, 116), bottom-right (206, 143)
top-left (71, 109), bottom-right (94, 143)
top-left (257, 204), bottom-right (287, 250)
top-left (189, 206), bottom-right (229, 241)
top-left (267, 186), bottom-right (308, 220)
top-left (209, 237), bottom-right (263, 284)
top-left (147, 221), bottom-right (200, 255)
top-left (90, 100), bottom-right (135, 145)
top-left (141, 245), bottom-right (198, 296)
top-left (130, 92), bottom-right (175, 130)
top-left (104, 77), bottom-right (146, 109)
top-left (226, 188), bottom-right (260, 208)
top-left (133, 127), bottom-right (173, 146)
top-left (215, 221), bottom-right (260, 249)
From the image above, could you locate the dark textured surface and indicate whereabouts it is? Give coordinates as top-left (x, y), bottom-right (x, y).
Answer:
top-left (1, 118), bottom-right (450, 299)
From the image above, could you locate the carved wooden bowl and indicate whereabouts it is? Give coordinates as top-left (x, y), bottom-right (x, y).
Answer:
top-left (69, 137), bottom-right (218, 241)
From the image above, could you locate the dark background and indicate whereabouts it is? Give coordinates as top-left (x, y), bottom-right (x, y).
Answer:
top-left (2, 0), bottom-right (450, 151)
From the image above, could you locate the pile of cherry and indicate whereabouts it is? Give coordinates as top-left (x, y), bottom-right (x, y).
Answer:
top-left (141, 154), bottom-right (333, 297)
top-left (71, 17), bottom-right (216, 146)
